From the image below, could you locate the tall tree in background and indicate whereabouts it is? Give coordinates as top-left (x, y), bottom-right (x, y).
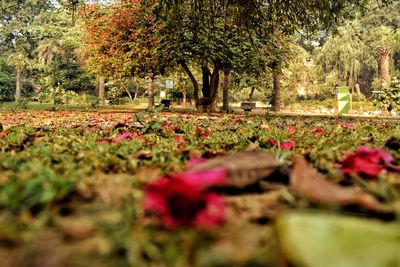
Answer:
top-left (314, 1), bottom-right (400, 95)
top-left (0, 0), bottom-right (55, 101)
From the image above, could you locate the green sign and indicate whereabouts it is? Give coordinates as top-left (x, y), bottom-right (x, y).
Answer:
top-left (337, 86), bottom-right (350, 115)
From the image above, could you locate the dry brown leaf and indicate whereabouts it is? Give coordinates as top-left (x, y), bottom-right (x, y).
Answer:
top-left (56, 216), bottom-right (96, 240)
top-left (190, 151), bottom-right (281, 189)
top-left (290, 155), bottom-right (385, 212)
top-left (0, 130), bottom-right (9, 139)
top-left (226, 192), bottom-right (284, 223)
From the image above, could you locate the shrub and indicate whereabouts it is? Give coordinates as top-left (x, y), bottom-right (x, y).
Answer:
top-left (374, 77), bottom-right (400, 112)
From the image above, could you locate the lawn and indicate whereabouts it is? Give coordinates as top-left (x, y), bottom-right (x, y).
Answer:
top-left (0, 109), bottom-right (400, 267)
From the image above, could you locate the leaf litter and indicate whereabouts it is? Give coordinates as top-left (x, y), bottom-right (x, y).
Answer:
top-left (0, 110), bottom-right (400, 266)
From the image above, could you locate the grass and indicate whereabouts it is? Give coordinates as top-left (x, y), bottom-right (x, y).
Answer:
top-left (0, 108), bottom-right (399, 266)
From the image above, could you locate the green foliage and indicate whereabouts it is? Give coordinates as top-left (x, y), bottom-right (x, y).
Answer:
top-left (374, 77), bottom-right (400, 112)
top-left (15, 98), bottom-right (29, 109)
top-left (46, 52), bottom-right (95, 93)
top-left (313, 1), bottom-right (400, 96)
top-left (0, 58), bottom-right (15, 102)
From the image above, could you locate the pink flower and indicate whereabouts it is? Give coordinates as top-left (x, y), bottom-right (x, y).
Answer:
top-left (339, 123), bottom-right (355, 129)
top-left (114, 132), bottom-right (136, 142)
top-left (340, 147), bottom-right (400, 179)
top-left (287, 125), bottom-right (296, 134)
top-left (268, 138), bottom-right (295, 150)
top-left (312, 128), bottom-right (325, 135)
top-left (187, 156), bottom-right (208, 168)
top-left (143, 169), bottom-right (227, 228)
top-left (162, 121), bottom-right (178, 132)
top-left (280, 139), bottom-right (295, 150)
top-left (97, 131), bottom-right (142, 144)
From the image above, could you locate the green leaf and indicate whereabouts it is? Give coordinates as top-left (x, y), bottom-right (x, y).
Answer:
top-left (277, 212), bottom-right (400, 267)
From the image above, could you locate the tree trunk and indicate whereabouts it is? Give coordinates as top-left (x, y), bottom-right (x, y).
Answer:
top-left (134, 86), bottom-right (138, 100)
top-left (124, 86), bottom-right (133, 101)
top-left (98, 76), bottom-right (105, 106)
top-left (248, 87), bottom-right (255, 101)
top-left (199, 64), bottom-right (220, 112)
top-left (354, 83), bottom-right (361, 96)
top-left (222, 70), bottom-right (230, 111)
top-left (147, 73), bottom-right (155, 108)
top-left (183, 87), bottom-right (187, 106)
top-left (378, 47), bottom-right (390, 88)
top-left (202, 66), bottom-right (211, 98)
top-left (272, 66), bottom-right (282, 112)
top-left (180, 60), bottom-right (199, 106)
top-left (210, 65), bottom-right (220, 100)
top-left (15, 61), bottom-right (22, 101)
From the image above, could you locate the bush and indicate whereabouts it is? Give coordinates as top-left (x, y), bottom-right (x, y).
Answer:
top-left (15, 98), bottom-right (29, 109)
top-left (374, 77), bottom-right (400, 112)
top-left (0, 59), bottom-right (15, 102)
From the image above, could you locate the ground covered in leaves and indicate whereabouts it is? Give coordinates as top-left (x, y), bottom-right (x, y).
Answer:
top-left (0, 109), bottom-right (400, 267)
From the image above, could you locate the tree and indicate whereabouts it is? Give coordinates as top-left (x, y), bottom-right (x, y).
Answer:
top-left (315, 20), bottom-right (374, 93)
top-left (0, 1), bottom-right (56, 101)
top-left (159, 0), bottom-right (392, 111)
top-left (0, 58), bottom-right (15, 102)
top-left (314, 1), bottom-right (400, 95)
top-left (81, 0), bottom-right (166, 108)
top-left (157, 0), bottom-right (272, 111)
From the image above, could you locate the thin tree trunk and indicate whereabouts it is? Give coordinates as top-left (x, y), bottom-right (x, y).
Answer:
top-left (134, 86), bottom-right (138, 100)
top-left (378, 47), bottom-right (390, 88)
top-left (272, 66), bottom-right (282, 112)
top-left (180, 60), bottom-right (199, 106)
top-left (98, 76), bottom-right (105, 106)
top-left (15, 62), bottom-right (22, 101)
top-left (222, 69), bottom-right (230, 111)
top-left (147, 73), bottom-right (154, 108)
top-left (183, 88), bottom-right (187, 106)
top-left (248, 87), bottom-right (255, 101)
top-left (354, 83), bottom-right (361, 96)
top-left (125, 87), bottom-right (133, 101)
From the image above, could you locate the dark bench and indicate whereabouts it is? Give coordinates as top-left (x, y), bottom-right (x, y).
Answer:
top-left (160, 99), bottom-right (172, 110)
top-left (240, 101), bottom-right (256, 112)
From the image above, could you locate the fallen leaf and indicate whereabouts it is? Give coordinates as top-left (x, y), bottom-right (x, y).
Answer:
top-left (0, 130), bottom-right (9, 139)
top-left (290, 156), bottom-right (385, 212)
top-left (190, 151), bottom-right (281, 189)
top-left (277, 212), bottom-right (400, 267)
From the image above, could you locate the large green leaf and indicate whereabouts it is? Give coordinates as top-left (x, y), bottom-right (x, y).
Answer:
top-left (277, 212), bottom-right (400, 267)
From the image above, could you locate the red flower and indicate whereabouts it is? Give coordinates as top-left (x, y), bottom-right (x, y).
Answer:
top-left (287, 125), bottom-right (296, 134)
top-left (143, 169), bottom-right (227, 228)
top-left (174, 135), bottom-right (185, 147)
top-left (195, 127), bottom-right (212, 138)
top-left (312, 128), bottom-right (325, 135)
top-left (340, 147), bottom-right (400, 179)
top-left (268, 137), bottom-right (278, 146)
